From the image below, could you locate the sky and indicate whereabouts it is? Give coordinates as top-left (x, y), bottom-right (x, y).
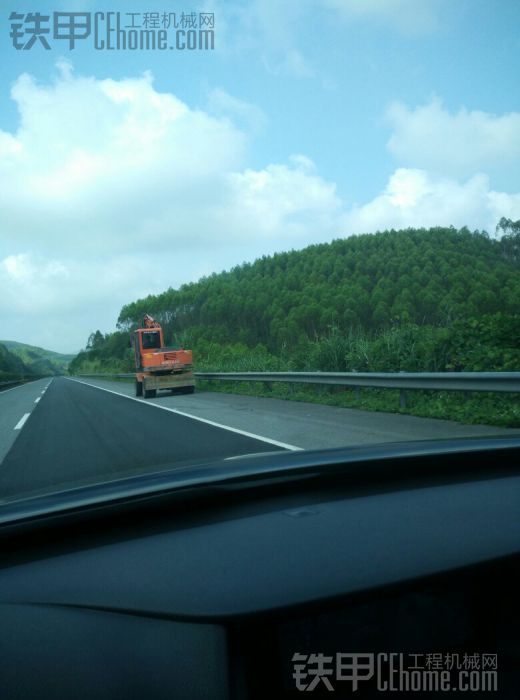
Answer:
top-left (0, 0), bottom-right (519, 353)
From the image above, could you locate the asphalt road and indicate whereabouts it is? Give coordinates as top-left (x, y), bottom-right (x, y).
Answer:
top-left (1, 376), bottom-right (518, 503)
top-left (0, 377), bottom-right (286, 502)
top-left (69, 376), bottom-right (519, 448)
top-left (0, 378), bottom-right (52, 465)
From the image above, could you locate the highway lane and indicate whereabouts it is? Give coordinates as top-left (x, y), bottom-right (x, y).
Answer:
top-left (0, 378), bottom-right (52, 465)
top-left (0, 377), bottom-right (288, 502)
top-left (70, 377), bottom-right (520, 450)
top-left (1, 376), bottom-right (518, 503)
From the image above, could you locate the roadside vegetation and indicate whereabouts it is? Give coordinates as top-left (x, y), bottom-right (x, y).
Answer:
top-left (69, 224), bottom-right (520, 427)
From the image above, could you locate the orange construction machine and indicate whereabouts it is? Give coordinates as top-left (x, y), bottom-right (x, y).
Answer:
top-left (133, 314), bottom-right (195, 399)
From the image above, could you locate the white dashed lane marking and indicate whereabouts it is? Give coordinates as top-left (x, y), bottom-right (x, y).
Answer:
top-left (14, 413), bottom-right (30, 430)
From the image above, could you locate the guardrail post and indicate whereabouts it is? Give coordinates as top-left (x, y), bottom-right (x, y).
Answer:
top-left (400, 389), bottom-right (407, 409)
top-left (355, 386), bottom-right (360, 401)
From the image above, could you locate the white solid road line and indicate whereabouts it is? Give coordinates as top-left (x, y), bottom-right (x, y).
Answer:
top-left (0, 378), bottom-right (49, 398)
top-left (14, 413), bottom-right (30, 430)
top-left (158, 405), bottom-right (302, 451)
top-left (66, 377), bottom-right (302, 451)
top-left (0, 382), bottom-right (35, 397)
top-left (34, 397), bottom-right (40, 403)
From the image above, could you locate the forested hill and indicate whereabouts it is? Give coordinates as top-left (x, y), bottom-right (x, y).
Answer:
top-left (0, 341), bottom-right (72, 380)
top-left (118, 226), bottom-right (519, 345)
top-left (0, 344), bottom-right (29, 381)
top-left (70, 226), bottom-right (520, 374)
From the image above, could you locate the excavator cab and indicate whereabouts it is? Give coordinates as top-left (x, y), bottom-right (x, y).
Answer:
top-left (141, 331), bottom-right (161, 350)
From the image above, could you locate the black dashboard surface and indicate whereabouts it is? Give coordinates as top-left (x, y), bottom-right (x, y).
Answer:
top-left (0, 476), bottom-right (518, 618)
top-left (0, 440), bottom-right (519, 699)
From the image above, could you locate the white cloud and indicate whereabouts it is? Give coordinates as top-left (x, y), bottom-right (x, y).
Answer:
top-left (386, 98), bottom-right (520, 179)
top-left (1, 64), bottom-right (519, 352)
top-left (262, 48), bottom-right (316, 79)
top-left (0, 250), bottom-right (174, 350)
top-left (208, 0), bottom-right (319, 79)
top-left (206, 87), bottom-right (266, 131)
top-left (215, 0), bottom-right (443, 66)
top-left (1, 254), bottom-right (69, 286)
top-left (221, 157), bottom-right (341, 238)
top-left (0, 65), bottom-right (342, 350)
top-left (324, 0), bottom-right (443, 34)
top-left (0, 65), bottom-right (246, 257)
top-left (343, 168), bottom-right (520, 235)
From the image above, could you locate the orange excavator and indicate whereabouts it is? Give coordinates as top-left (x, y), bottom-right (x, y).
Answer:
top-left (133, 314), bottom-right (195, 399)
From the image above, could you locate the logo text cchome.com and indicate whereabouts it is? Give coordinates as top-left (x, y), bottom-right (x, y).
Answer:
top-left (9, 11), bottom-right (215, 51)
top-left (292, 652), bottom-right (498, 693)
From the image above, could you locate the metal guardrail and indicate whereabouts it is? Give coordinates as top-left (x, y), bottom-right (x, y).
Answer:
top-left (195, 371), bottom-right (520, 393)
top-left (0, 376), bottom-right (55, 391)
top-left (0, 379), bottom-right (25, 390)
top-left (76, 371), bottom-right (520, 409)
top-left (197, 371), bottom-right (520, 409)
top-left (1, 377), bottom-right (51, 389)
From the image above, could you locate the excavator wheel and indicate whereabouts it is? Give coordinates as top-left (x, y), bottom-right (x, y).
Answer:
top-left (143, 388), bottom-right (157, 399)
top-left (135, 380), bottom-right (143, 397)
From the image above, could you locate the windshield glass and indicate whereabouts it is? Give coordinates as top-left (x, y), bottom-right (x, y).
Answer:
top-left (142, 332), bottom-right (161, 350)
top-left (0, 0), bottom-right (519, 508)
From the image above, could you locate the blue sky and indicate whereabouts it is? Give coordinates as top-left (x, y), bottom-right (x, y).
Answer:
top-left (0, 0), bottom-right (519, 351)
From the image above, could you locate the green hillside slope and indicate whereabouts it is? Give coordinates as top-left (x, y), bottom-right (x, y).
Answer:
top-left (69, 226), bottom-right (520, 425)
top-left (0, 341), bottom-right (74, 377)
top-left (72, 226), bottom-right (520, 371)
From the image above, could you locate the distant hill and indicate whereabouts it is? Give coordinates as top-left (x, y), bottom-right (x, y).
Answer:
top-left (0, 341), bottom-right (74, 377)
top-left (0, 344), bottom-right (28, 381)
top-left (70, 226), bottom-right (520, 375)
top-left (117, 226), bottom-right (520, 348)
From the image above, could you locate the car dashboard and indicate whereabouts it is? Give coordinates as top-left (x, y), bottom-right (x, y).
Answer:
top-left (0, 438), bottom-right (519, 698)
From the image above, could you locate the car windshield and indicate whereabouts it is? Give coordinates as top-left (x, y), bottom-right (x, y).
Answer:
top-left (0, 0), bottom-right (519, 510)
